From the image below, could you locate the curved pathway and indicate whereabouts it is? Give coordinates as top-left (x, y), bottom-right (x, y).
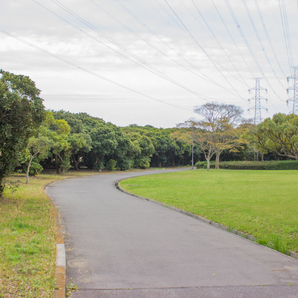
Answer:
top-left (46, 169), bottom-right (298, 298)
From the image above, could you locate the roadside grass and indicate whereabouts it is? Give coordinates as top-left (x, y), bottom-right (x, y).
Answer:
top-left (0, 171), bottom-right (100, 297)
top-left (120, 169), bottom-right (298, 254)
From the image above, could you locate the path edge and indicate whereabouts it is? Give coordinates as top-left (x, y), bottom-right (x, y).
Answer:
top-left (44, 181), bottom-right (66, 298)
top-left (116, 179), bottom-right (298, 261)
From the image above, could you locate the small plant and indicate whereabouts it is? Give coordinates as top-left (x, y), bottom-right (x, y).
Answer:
top-left (269, 236), bottom-right (288, 255)
top-left (66, 281), bottom-right (79, 297)
top-left (3, 178), bottom-right (20, 193)
top-left (257, 238), bottom-right (269, 246)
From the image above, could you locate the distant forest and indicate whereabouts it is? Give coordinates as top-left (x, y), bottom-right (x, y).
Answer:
top-left (26, 109), bottom-right (269, 175)
top-left (23, 109), bottom-right (259, 175)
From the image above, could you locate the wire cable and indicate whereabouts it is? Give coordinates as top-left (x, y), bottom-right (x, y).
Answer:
top-left (0, 28), bottom-right (197, 112)
top-left (253, 0), bottom-right (287, 78)
top-left (88, 0), bottom-right (235, 98)
top-left (39, 0), bottom-right (210, 99)
top-left (210, 0), bottom-right (255, 79)
top-left (164, 0), bottom-right (248, 103)
top-left (242, 0), bottom-right (287, 90)
top-left (113, 0), bottom-right (242, 96)
top-left (191, 0), bottom-right (249, 87)
top-left (278, 0), bottom-right (294, 69)
top-left (224, 0), bottom-right (285, 102)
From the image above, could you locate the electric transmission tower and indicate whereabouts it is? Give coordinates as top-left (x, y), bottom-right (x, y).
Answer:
top-left (248, 78), bottom-right (268, 124)
top-left (287, 66), bottom-right (298, 114)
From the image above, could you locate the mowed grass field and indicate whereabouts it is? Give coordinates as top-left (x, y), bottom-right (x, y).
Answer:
top-left (120, 170), bottom-right (298, 254)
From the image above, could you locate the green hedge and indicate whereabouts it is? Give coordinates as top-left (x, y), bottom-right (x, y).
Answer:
top-left (195, 160), bottom-right (298, 170)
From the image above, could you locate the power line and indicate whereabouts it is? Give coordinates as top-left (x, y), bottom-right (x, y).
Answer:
top-left (0, 28), bottom-right (195, 112)
top-left (114, 0), bottom-right (243, 97)
top-left (278, 0), bottom-right (294, 69)
top-left (224, 0), bottom-right (285, 103)
top-left (191, 0), bottom-right (249, 87)
top-left (242, 0), bottom-right (286, 90)
top-left (36, 0), bottom-right (209, 99)
top-left (210, 0), bottom-right (255, 79)
top-left (253, 0), bottom-right (287, 78)
top-left (151, 0), bottom-right (185, 31)
top-left (87, 0), bottom-right (231, 99)
top-left (163, 0), bottom-right (247, 103)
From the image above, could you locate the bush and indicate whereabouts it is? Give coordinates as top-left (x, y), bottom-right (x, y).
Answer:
top-left (195, 160), bottom-right (298, 170)
top-left (117, 158), bottom-right (133, 171)
top-left (195, 161), bottom-right (210, 169)
top-left (138, 157), bottom-right (150, 169)
top-left (29, 161), bottom-right (43, 176)
top-left (105, 159), bottom-right (117, 171)
top-left (94, 161), bottom-right (104, 171)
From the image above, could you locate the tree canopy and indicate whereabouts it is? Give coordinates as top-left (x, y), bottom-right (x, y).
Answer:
top-left (0, 70), bottom-right (45, 195)
top-left (184, 102), bottom-right (245, 170)
top-left (249, 113), bottom-right (298, 160)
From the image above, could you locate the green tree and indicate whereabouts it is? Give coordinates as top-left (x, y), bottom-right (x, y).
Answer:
top-left (25, 128), bottom-right (53, 183)
top-left (50, 118), bottom-right (71, 174)
top-left (0, 70), bottom-right (45, 195)
top-left (193, 102), bottom-right (244, 169)
top-left (249, 113), bottom-right (298, 160)
top-left (78, 115), bottom-right (119, 170)
top-left (121, 127), bottom-right (155, 169)
top-left (39, 112), bottom-right (71, 174)
top-left (52, 111), bottom-right (92, 170)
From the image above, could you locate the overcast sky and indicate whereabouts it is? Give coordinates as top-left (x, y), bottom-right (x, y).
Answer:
top-left (1, 0), bottom-right (297, 127)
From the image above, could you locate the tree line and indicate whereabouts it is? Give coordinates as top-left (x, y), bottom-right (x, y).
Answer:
top-left (1, 69), bottom-right (298, 196)
top-left (30, 110), bottom-right (199, 177)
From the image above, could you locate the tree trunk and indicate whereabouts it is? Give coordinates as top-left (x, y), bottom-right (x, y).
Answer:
top-left (55, 154), bottom-right (60, 174)
top-left (26, 154), bottom-right (36, 184)
top-left (56, 153), bottom-right (64, 174)
top-left (206, 158), bottom-right (210, 171)
top-left (215, 152), bottom-right (220, 170)
top-left (72, 154), bottom-right (80, 171)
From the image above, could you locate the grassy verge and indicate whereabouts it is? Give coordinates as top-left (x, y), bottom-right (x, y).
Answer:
top-left (0, 171), bottom-right (100, 297)
top-left (120, 169), bottom-right (298, 254)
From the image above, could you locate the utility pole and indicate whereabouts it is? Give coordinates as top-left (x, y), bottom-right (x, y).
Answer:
top-left (248, 78), bottom-right (267, 161)
top-left (248, 78), bottom-right (268, 125)
top-left (287, 66), bottom-right (298, 114)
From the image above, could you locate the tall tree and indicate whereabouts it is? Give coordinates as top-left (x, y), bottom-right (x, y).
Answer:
top-left (0, 70), bottom-right (45, 195)
top-left (193, 102), bottom-right (244, 169)
top-left (52, 111), bottom-right (92, 170)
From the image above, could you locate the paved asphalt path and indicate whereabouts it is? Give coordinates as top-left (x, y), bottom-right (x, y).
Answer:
top-left (46, 169), bottom-right (298, 298)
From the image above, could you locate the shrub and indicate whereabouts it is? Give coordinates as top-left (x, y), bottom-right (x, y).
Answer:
top-left (195, 160), bottom-right (298, 170)
top-left (29, 161), bottom-right (43, 176)
top-left (117, 158), bottom-right (133, 171)
top-left (105, 159), bottom-right (117, 171)
top-left (138, 157), bottom-right (150, 169)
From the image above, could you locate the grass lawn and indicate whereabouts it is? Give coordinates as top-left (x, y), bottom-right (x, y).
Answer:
top-left (120, 169), bottom-right (298, 254)
top-left (0, 171), bottom-right (100, 297)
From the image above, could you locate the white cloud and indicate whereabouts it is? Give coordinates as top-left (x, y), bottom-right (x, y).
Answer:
top-left (0, 0), bottom-right (297, 126)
